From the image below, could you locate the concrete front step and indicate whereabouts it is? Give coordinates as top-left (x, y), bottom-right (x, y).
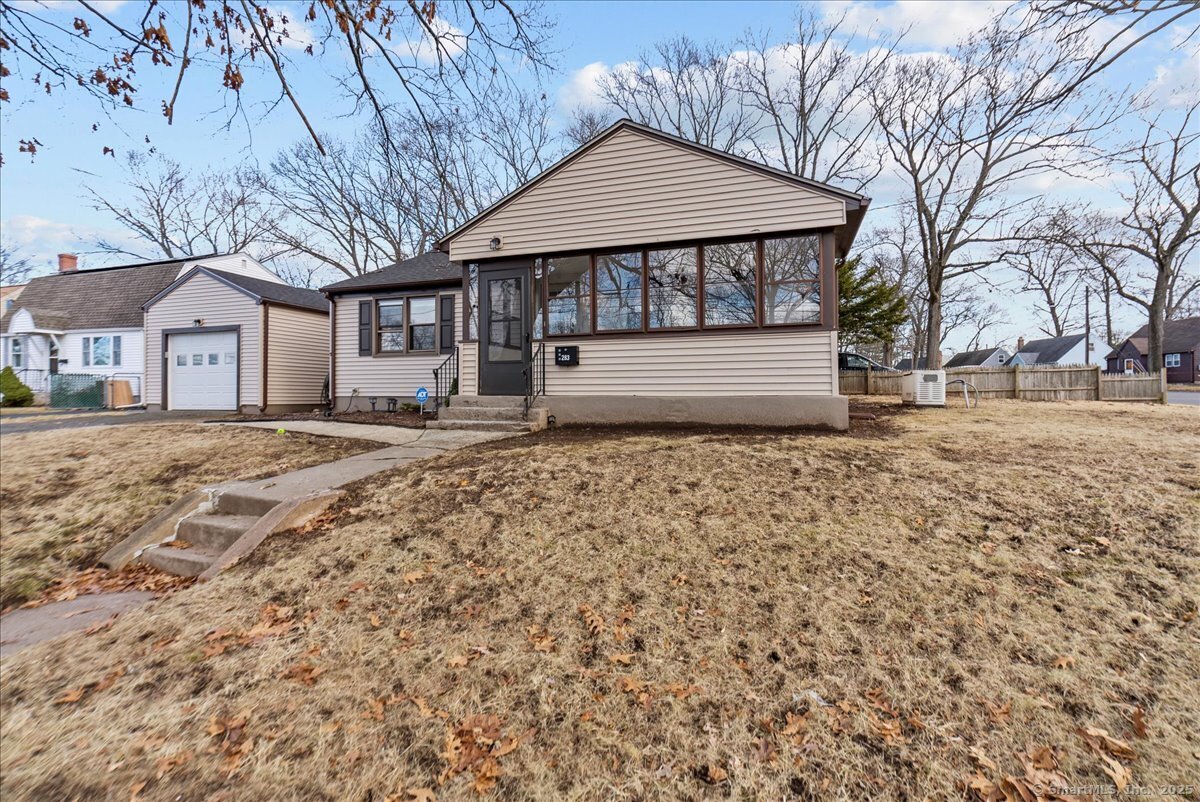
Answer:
top-left (176, 514), bottom-right (259, 551)
top-left (426, 419), bottom-right (532, 432)
top-left (438, 405), bottom-right (527, 422)
top-left (213, 490), bottom-right (283, 517)
top-left (140, 544), bottom-right (222, 577)
top-left (450, 395), bottom-right (526, 408)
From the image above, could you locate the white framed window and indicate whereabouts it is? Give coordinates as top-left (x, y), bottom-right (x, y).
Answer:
top-left (1164, 353), bottom-right (1181, 368)
top-left (82, 335), bottom-right (122, 367)
top-left (9, 337), bottom-right (22, 369)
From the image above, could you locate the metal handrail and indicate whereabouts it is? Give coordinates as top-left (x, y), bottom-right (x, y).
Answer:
top-left (523, 342), bottom-right (545, 421)
top-left (431, 346), bottom-right (458, 415)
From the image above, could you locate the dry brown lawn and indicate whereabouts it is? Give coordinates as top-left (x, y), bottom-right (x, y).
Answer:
top-left (0, 423), bottom-right (377, 607)
top-left (2, 401), bottom-right (1198, 800)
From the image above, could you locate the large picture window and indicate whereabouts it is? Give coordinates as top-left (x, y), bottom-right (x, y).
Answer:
top-left (595, 252), bottom-right (643, 331)
top-left (82, 335), bottom-right (122, 367)
top-left (546, 255), bottom-right (591, 336)
top-left (648, 247), bottom-right (698, 329)
top-left (763, 235), bottom-right (821, 324)
top-left (703, 241), bottom-right (757, 326)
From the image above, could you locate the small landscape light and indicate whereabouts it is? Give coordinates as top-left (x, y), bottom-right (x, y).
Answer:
top-left (386, 397), bottom-right (398, 413)
top-left (368, 396), bottom-right (378, 411)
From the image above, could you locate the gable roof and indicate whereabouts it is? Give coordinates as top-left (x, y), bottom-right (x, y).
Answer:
top-left (1107, 316), bottom-right (1200, 358)
top-left (435, 119), bottom-right (871, 258)
top-left (1, 257), bottom-right (193, 332)
top-left (944, 347), bottom-right (1006, 368)
top-left (144, 267), bottom-right (328, 313)
top-left (321, 252), bottom-right (460, 294)
top-left (1009, 334), bottom-right (1085, 365)
top-left (894, 357), bottom-right (930, 371)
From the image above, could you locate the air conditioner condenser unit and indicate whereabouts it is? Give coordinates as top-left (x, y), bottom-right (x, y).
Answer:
top-left (902, 370), bottom-right (946, 407)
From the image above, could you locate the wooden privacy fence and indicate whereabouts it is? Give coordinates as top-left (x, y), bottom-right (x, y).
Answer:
top-left (840, 365), bottom-right (1167, 403)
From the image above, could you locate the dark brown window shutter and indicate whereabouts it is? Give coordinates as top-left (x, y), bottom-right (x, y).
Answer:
top-left (439, 295), bottom-right (455, 354)
top-left (358, 300), bottom-right (373, 356)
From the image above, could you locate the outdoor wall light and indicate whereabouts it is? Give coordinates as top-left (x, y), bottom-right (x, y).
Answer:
top-left (192, 318), bottom-right (204, 327)
top-left (368, 396), bottom-right (378, 411)
top-left (489, 236), bottom-right (502, 251)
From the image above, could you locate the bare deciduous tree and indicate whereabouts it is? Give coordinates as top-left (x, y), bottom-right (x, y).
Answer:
top-left (730, 7), bottom-right (898, 192)
top-left (1, 244), bottom-right (34, 285)
top-left (564, 108), bottom-right (614, 149)
top-left (869, 1), bottom-right (1194, 368)
top-left (0, 1), bottom-right (555, 161)
top-left (1049, 100), bottom-right (1200, 370)
top-left (88, 152), bottom-right (279, 260)
top-left (1000, 224), bottom-right (1086, 337)
top-left (597, 36), bottom-right (755, 153)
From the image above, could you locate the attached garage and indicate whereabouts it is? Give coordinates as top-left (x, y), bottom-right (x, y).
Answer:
top-left (143, 266), bottom-right (330, 413)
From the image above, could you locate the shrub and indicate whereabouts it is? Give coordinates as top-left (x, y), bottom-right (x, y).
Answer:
top-left (0, 365), bottom-right (34, 407)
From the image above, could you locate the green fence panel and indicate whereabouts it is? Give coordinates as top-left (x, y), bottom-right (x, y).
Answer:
top-left (49, 373), bottom-right (106, 409)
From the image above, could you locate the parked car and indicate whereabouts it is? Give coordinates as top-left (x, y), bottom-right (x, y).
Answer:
top-left (838, 352), bottom-right (898, 372)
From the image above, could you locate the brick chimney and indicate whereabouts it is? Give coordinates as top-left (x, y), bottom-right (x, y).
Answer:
top-left (58, 253), bottom-right (79, 273)
top-left (1017, 336), bottom-right (1026, 351)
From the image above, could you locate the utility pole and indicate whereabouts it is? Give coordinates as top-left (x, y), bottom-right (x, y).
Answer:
top-left (1084, 286), bottom-right (1092, 366)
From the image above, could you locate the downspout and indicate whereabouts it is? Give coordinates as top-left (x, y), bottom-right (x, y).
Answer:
top-left (328, 294), bottom-right (336, 408)
top-left (259, 302), bottom-right (269, 413)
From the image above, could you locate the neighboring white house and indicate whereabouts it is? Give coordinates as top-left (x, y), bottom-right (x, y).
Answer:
top-left (1, 253), bottom-right (284, 403)
top-left (142, 266), bottom-right (330, 412)
top-left (1006, 333), bottom-right (1109, 367)
top-left (944, 346), bottom-right (1011, 369)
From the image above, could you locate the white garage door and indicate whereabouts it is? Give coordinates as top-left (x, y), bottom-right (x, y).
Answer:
top-left (169, 331), bottom-right (239, 410)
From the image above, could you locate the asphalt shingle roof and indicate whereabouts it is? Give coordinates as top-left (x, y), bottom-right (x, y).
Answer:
top-left (204, 268), bottom-right (328, 312)
top-left (1107, 316), bottom-right (1200, 358)
top-left (944, 347), bottom-right (1006, 368)
top-left (321, 252), bottom-right (461, 293)
top-left (1010, 334), bottom-right (1085, 365)
top-left (1, 258), bottom-right (191, 332)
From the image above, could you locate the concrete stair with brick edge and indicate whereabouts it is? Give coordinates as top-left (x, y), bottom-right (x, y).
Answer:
top-left (427, 395), bottom-right (549, 433)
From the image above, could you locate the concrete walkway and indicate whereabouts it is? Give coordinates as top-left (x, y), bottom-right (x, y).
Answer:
top-left (2, 423), bottom-right (514, 660)
top-left (216, 424), bottom-right (511, 502)
top-left (0, 592), bottom-right (155, 659)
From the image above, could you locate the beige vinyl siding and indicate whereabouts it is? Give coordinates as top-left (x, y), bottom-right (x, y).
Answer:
top-left (459, 341), bottom-right (478, 395)
top-left (332, 291), bottom-right (461, 398)
top-left (535, 330), bottom-right (838, 397)
top-left (449, 128), bottom-right (847, 261)
top-left (145, 272), bottom-right (261, 407)
top-left (266, 304), bottom-right (330, 405)
top-left (182, 254), bottom-right (284, 283)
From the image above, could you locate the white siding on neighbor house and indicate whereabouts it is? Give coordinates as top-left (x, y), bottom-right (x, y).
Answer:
top-left (266, 304), bottom-right (330, 406)
top-left (333, 291), bottom-right (462, 399)
top-left (59, 328), bottom-right (146, 396)
top-left (483, 329), bottom-right (838, 397)
top-left (145, 272), bottom-right (262, 408)
top-left (182, 254), bottom-right (284, 283)
top-left (448, 128), bottom-right (848, 261)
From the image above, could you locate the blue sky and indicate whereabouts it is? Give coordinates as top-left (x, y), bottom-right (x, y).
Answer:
top-left (1, 1), bottom-right (1195, 350)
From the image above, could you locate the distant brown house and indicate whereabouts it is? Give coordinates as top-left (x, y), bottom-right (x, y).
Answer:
top-left (1106, 316), bottom-right (1200, 384)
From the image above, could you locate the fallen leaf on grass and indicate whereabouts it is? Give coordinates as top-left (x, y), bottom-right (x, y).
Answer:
top-left (704, 764), bottom-right (728, 784)
top-left (608, 653), bottom-right (633, 665)
top-left (85, 616), bottom-right (117, 635)
top-left (407, 789), bottom-right (437, 802)
top-left (55, 687), bottom-right (86, 705)
top-left (279, 660), bottom-right (325, 686)
top-left (525, 625), bottom-right (556, 653)
top-left (130, 780), bottom-right (147, 800)
top-left (1052, 655), bottom-right (1075, 669)
top-left (968, 746), bottom-right (997, 772)
top-left (983, 699), bottom-right (1011, 726)
top-left (1077, 726), bottom-right (1136, 761)
top-left (1098, 753), bottom-right (1132, 791)
top-left (980, 542), bottom-right (996, 555)
top-left (369, 613), bottom-right (382, 628)
top-left (402, 571), bottom-right (426, 584)
top-left (1130, 706), bottom-right (1148, 738)
top-left (578, 604), bottom-right (604, 635)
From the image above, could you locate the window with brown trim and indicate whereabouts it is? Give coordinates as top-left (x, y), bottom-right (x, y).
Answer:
top-left (763, 235), bottom-right (821, 325)
top-left (595, 251), bottom-right (643, 331)
top-left (546, 255), bottom-right (591, 335)
top-left (377, 299), bottom-right (406, 352)
top-left (702, 240), bottom-right (757, 326)
top-left (407, 297), bottom-right (436, 352)
top-left (647, 247), bottom-right (698, 329)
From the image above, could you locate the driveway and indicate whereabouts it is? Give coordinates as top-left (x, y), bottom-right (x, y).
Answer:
top-left (0, 409), bottom-right (229, 435)
top-left (1168, 391), bottom-right (1200, 406)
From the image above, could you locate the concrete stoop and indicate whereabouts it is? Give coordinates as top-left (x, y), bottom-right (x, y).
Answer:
top-left (428, 395), bottom-right (549, 433)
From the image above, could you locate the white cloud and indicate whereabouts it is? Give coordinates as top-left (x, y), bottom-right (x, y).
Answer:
top-left (557, 61), bottom-right (613, 112)
top-left (398, 16), bottom-right (468, 65)
top-left (821, 0), bottom-right (1012, 49)
top-left (1, 215), bottom-right (143, 277)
